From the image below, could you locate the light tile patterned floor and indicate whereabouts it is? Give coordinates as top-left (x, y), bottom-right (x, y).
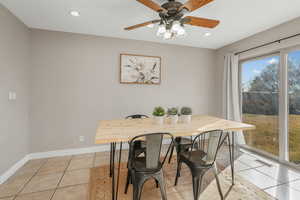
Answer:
top-left (235, 152), bottom-right (300, 200)
top-left (0, 147), bottom-right (300, 200)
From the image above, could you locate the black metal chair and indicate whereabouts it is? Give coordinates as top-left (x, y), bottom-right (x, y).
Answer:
top-left (109, 115), bottom-right (149, 177)
top-left (124, 133), bottom-right (174, 200)
top-left (175, 130), bottom-right (224, 200)
top-left (126, 115), bottom-right (149, 157)
top-left (168, 136), bottom-right (193, 163)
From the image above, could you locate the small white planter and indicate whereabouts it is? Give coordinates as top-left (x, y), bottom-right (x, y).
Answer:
top-left (170, 115), bottom-right (179, 124)
top-left (153, 116), bottom-right (164, 125)
top-left (181, 115), bottom-right (192, 123)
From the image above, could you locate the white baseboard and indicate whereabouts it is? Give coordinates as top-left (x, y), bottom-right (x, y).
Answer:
top-left (28, 144), bottom-right (111, 160)
top-left (0, 155), bottom-right (30, 184)
top-left (0, 144), bottom-right (115, 184)
top-left (0, 139), bottom-right (172, 184)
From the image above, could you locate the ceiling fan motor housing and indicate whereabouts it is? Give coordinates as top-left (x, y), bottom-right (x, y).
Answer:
top-left (124, 0), bottom-right (219, 32)
top-left (161, 0), bottom-right (183, 16)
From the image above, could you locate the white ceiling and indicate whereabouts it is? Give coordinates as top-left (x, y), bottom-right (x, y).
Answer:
top-left (2, 0), bottom-right (300, 49)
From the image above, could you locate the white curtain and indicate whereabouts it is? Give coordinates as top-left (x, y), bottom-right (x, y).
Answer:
top-left (223, 53), bottom-right (245, 145)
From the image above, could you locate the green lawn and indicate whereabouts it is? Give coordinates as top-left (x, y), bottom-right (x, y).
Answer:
top-left (243, 114), bottom-right (300, 164)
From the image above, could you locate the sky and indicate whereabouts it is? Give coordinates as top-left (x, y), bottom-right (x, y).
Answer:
top-left (241, 50), bottom-right (300, 91)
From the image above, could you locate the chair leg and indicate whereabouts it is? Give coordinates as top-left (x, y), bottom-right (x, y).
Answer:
top-left (227, 133), bottom-right (234, 185)
top-left (213, 163), bottom-right (223, 200)
top-left (132, 173), bottom-right (145, 200)
top-left (124, 170), bottom-right (131, 194)
top-left (156, 174), bottom-right (167, 200)
top-left (175, 159), bottom-right (182, 186)
top-left (192, 174), bottom-right (203, 200)
top-left (168, 144), bottom-right (175, 163)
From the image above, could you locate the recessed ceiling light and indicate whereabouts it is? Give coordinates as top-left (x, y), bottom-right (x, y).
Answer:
top-left (70, 10), bottom-right (80, 17)
top-left (204, 32), bottom-right (212, 37)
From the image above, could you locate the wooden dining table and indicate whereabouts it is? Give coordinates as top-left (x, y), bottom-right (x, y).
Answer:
top-left (95, 115), bottom-right (255, 200)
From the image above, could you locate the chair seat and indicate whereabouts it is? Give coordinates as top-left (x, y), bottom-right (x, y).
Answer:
top-left (180, 150), bottom-right (213, 168)
top-left (132, 157), bottom-right (162, 173)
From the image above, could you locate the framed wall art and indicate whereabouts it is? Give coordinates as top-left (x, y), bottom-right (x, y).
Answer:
top-left (120, 54), bottom-right (161, 85)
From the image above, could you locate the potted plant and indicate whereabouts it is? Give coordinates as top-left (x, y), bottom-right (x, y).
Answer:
top-left (167, 107), bottom-right (179, 124)
top-left (180, 107), bottom-right (192, 123)
top-left (152, 106), bottom-right (165, 125)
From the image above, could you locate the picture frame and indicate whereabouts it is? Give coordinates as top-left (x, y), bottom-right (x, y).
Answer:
top-left (120, 53), bottom-right (161, 85)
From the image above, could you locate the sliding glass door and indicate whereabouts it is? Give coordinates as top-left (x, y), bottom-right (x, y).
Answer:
top-left (241, 55), bottom-right (280, 157)
top-left (239, 47), bottom-right (300, 167)
top-left (288, 50), bottom-right (300, 165)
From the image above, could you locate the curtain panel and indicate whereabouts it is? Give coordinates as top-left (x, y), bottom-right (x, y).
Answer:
top-left (223, 53), bottom-right (245, 145)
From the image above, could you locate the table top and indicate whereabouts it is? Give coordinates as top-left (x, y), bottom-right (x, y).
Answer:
top-left (95, 115), bottom-right (255, 144)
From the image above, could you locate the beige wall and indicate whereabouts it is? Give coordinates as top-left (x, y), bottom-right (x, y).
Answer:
top-left (215, 16), bottom-right (300, 117)
top-left (0, 4), bottom-right (30, 174)
top-left (29, 29), bottom-right (219, 153)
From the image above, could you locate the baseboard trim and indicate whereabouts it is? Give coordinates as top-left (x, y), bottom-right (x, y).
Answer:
top-left (0, 144), bottom-right (115, 184)
top-left (0, 139), bottom-right (171, 184)
top-left (0, 155), bottom-right (30, 184)
top-left (28, 144), bottom-right (111, 160)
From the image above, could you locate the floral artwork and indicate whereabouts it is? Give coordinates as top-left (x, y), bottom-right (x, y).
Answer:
top-left (120, 54), bottom-right (161, 84)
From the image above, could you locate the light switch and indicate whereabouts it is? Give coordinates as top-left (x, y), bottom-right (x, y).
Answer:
top-left (8, 92), bottom-right (16, 101)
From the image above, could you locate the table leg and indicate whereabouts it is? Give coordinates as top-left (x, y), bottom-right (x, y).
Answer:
top-left (116, 142), bottom-right (123, 200)
top-left (111, 142), bottom-right (116, 200)
top-left (110, 142), bottom-right (123, 200)
top-left (110, 143), bottom-right (113, 177)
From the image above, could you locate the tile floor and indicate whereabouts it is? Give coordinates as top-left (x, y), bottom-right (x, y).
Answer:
top-left (0, 147), bottom-right (300, 200)
top-left (236, 150), bottom-right (300, 200)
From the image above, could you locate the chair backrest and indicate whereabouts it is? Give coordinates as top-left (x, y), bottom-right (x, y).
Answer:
top-left (126, 114), bottom-right (149, 119)
top-left (128, 133), bottom-right (174, 171)
top-left (191, 130), bottom-right (224, 165)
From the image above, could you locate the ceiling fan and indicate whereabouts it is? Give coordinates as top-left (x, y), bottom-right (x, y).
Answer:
top-left (124, 0), bottom-right (220, 40)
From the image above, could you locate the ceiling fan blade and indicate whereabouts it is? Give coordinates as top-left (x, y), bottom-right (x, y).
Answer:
top-left (124, 20), bottom-right (160, 30)
top-left (137, 0), bottom-right (167, 12)
top-left (183, 16), bottom-right (219, 28)
top-left (180, 0), bottom-right (214, 12)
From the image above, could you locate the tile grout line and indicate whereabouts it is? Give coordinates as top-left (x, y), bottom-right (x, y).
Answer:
top-left (13, 158), bottom-right (49, 200)
top-left (238, 160), bottom-right (300, 191)
top-left (10, 189), bottom-right (54, 198)
top-left (262, 177), bottom-right (300, 191)
top-left (262, 182), bottom-right (290, 191)
top-left (49, 155), bottom-right (74, 200)
top-left (238, 159), bottom-right (266, 169)
top-left (238, 166), bottom-right (283, 190)
top-left (236, 153), bottom-right (300, 194)
top-left (4, 152), bottom-right (124, 199)
top-left (254, 166), bottom-right (300, 184)
top-left (237, 165), bottom-right (266, 172)
top-left (252, 166), bottom-right (293, 184)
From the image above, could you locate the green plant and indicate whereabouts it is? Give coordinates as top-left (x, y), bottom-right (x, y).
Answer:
top-left (167, 107), bottom-right (178, 116)
top-left (181, 107), bottom-right (192, 115)
top-left (153, 106), bottom-right (165, 117)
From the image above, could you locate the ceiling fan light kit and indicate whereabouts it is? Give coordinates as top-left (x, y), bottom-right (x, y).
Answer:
top-left (156, 20), bottom-right (186, 40)
top-left (125, 0), bottom-right (220, 40)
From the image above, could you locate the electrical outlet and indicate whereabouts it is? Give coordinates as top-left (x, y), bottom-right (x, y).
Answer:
top-left (79, 136), bottom-right (85, 142)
